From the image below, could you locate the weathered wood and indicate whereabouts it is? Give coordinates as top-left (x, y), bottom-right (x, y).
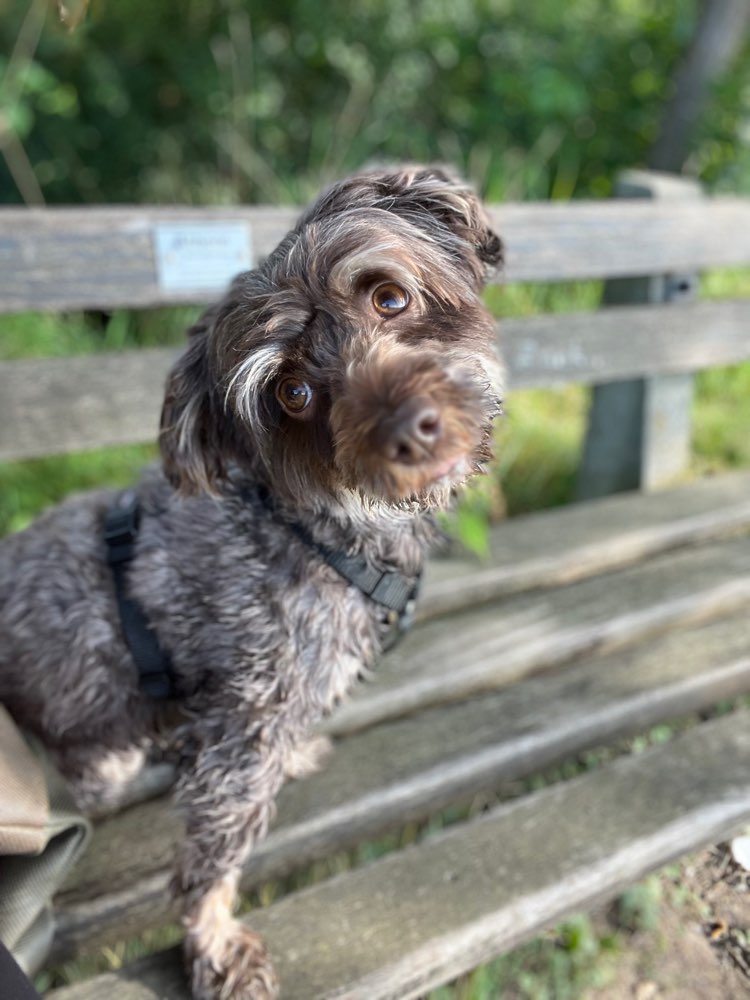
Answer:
top-left (578, 170), bottom-right (701, 498)
top-left (502, 298), bottom-right (750, 386)
top-left (3, 198), bottom-right (750, 315)
top-left (49, 607), bottom-right (750, 960)
top-left (0, 348), bottom-right (175, 461)
top-left (421, 470), bottom-right (750, 619)
top-left (47, 709), bottom-right (750, 1000)
top-left (59, 470), bottom-right (750, 811)
top-left (3, 299), bottom-right (750, 461)
top-left (334, 535), bottom-right (750, 734)
top-left (0, 207), bottom-right (297, 314)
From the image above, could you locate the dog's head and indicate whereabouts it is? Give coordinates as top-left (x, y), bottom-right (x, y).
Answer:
top-left (160, 165), bottom-right (504, 509)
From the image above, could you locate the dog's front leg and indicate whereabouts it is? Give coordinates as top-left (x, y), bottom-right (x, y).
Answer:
top-left (174, 710), bottom-right (289, 1000)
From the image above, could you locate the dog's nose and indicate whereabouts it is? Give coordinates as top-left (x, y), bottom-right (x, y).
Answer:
top-left (381, 401), bottom-right (442, 465)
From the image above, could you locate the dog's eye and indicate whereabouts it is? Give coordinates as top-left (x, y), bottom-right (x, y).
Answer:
top-left (276, 377), bottom-right (313, 415)
top-left (372, 282), bottom-right (410, 317)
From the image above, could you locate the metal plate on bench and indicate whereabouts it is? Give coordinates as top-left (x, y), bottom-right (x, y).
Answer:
top-left (153, 222), bottom-right (252, 293)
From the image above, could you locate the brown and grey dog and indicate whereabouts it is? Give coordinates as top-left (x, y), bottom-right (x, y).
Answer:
top-left (0, 165), bottom-right (503, 998)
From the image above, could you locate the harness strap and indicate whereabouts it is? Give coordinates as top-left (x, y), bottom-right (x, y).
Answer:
top-left (103, 492), bottom-right (176, 700)
top-left (255, 486), bottom-right (421, 648)
top-left (104, 487), bottom-right (421, 700)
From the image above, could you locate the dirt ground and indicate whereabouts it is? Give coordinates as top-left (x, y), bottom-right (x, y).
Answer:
top-left (584, 842), bottom-right (750, 999)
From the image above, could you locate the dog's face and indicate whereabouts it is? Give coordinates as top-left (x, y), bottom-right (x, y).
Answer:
top-left (160, 166), bottom-right (504, 509)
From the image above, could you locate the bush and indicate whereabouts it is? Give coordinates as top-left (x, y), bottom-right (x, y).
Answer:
top-left (1, 0), bottom-right (749, 207)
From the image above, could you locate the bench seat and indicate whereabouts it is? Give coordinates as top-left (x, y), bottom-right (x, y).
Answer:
top-left (45, 471), bottom-right (750, 996)
top-left (48, 711), bottom-right (750, 1000)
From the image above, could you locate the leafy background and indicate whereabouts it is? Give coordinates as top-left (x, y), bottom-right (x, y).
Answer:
top-left (1, 0), bottom-right (749, 208)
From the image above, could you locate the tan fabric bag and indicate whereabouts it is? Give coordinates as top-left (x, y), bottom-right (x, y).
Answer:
top-left (0, 706), bottom-right (91, 975)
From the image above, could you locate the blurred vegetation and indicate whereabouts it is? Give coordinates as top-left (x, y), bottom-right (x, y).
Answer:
top-left (1, 0), bottom-right (750, 207)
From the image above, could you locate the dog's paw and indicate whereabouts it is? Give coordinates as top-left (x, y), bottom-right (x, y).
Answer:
top-left (188, 921), bottom-right (279, 1000)
top-left (283, 733), bottom-right (333, 780)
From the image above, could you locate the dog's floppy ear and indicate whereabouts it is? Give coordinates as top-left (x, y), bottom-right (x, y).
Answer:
top-left (392, 165), bottom-right (503, 273)
top-left (159, 309), bottom-right (229, 496)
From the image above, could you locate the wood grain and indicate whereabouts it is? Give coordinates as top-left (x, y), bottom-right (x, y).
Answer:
top-left (3, 197), bottom-right (750, 314)
top-left (47, 709), bottom-right (750, 999)
top-left (49, 605), bottom-right (750, 958)
top-left (420, 470), bottom-right (750, 620)
top-left (501, 298), bottom-right (750, 388)
top-left (332, 535), bottom-right (750, 735)
top-left (576, 168), bottom-right (700, 497)
top-left (3, 299), bottom-right (750, 461)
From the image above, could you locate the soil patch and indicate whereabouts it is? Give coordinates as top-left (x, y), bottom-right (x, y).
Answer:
top-left (584, 841), bottom-right (750, 999)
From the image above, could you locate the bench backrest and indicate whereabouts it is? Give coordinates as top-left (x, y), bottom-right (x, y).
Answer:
top-left (2, 175), bottom-right (750, 463)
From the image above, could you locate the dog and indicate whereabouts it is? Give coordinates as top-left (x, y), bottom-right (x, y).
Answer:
top-left (0, 165), bottom-right (503, 999)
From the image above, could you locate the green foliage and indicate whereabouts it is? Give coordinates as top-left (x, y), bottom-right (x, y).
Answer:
top-left (0, 444), bottom-right (156, 536)
top-left (1, 0), bottom-right (749, 206)
top-left (430, 914), bottom-right (619, 1000)
top-left (693, 362), bottom-right (750, 473)
top-left (615, 876), bottom-right (663, 933)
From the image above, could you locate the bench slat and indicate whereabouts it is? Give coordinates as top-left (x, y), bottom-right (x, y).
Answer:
top-left (334, 535), bottom-right (750, 734)
top-left (47, 709), bottom-right (750, 999)
top-left (421, 470), bottom-right (750, 619)
top-left (503, 298), bottom-right (750, 388)
top-left (0, 348), bottom-right (172, 461)
top-left (3, 299), bottom-right (750, 461)
top-left (50, 607), bottom-right (750, 960)
top-left (2, 199), bottom-right (750, 314)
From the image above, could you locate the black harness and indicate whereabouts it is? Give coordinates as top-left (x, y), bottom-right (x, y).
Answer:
top-left (103, 490), bottom-right (420, 700)
top-left (104, 492), bottom-right (177, 699)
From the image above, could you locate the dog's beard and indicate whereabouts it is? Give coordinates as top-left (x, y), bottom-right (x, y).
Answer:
top-left (327, 347), bottom-right (500, 508)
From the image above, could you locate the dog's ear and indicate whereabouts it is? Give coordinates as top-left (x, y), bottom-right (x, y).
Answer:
top-left (159, 310), bottom-right (228, 496)
top-left (390, 165), bottom-right (504, 273)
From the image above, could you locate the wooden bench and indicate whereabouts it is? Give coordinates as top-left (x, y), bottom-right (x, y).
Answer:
top-left (2, 170), bottom-right (750, 998)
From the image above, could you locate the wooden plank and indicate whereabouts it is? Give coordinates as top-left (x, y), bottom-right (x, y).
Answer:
top-left (2, 197), bottom-right (750, 314)
top-left (48, 470), bottom-right (750, 807)
top-left (334, 536), bottom-right (750, 735)
top-left (0, 348), bottom-right (175, 461)
top-left (421, 470), bottom-right (750, 619)
top-left (50, 611), bottom-right (750, 960)
top-left (502, 298), bottom-right (750, 389)
top-left (47, 709), bottom-right (750, 999)
top-left (24, 476), bottom-right (750, 829)
top-left (494, 196), bottom-right (750, 282)
top-left (0, 348), bottom-right (172, 461)
top-left (0, 207), bottom-right (298, 314)
top-left (3, 299), bottom-right (750, 461)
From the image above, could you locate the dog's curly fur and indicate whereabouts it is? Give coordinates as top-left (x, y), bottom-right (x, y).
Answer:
top-left (0, 165), bottom-right (503, 999)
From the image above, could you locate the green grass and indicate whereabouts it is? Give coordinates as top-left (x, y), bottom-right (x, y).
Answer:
top-left (0, 306), bottom-right (198, 361)
top-left (429, 916), bottom-right (621, 1000)
top-left (0, 444), bottom-right (158, 535)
